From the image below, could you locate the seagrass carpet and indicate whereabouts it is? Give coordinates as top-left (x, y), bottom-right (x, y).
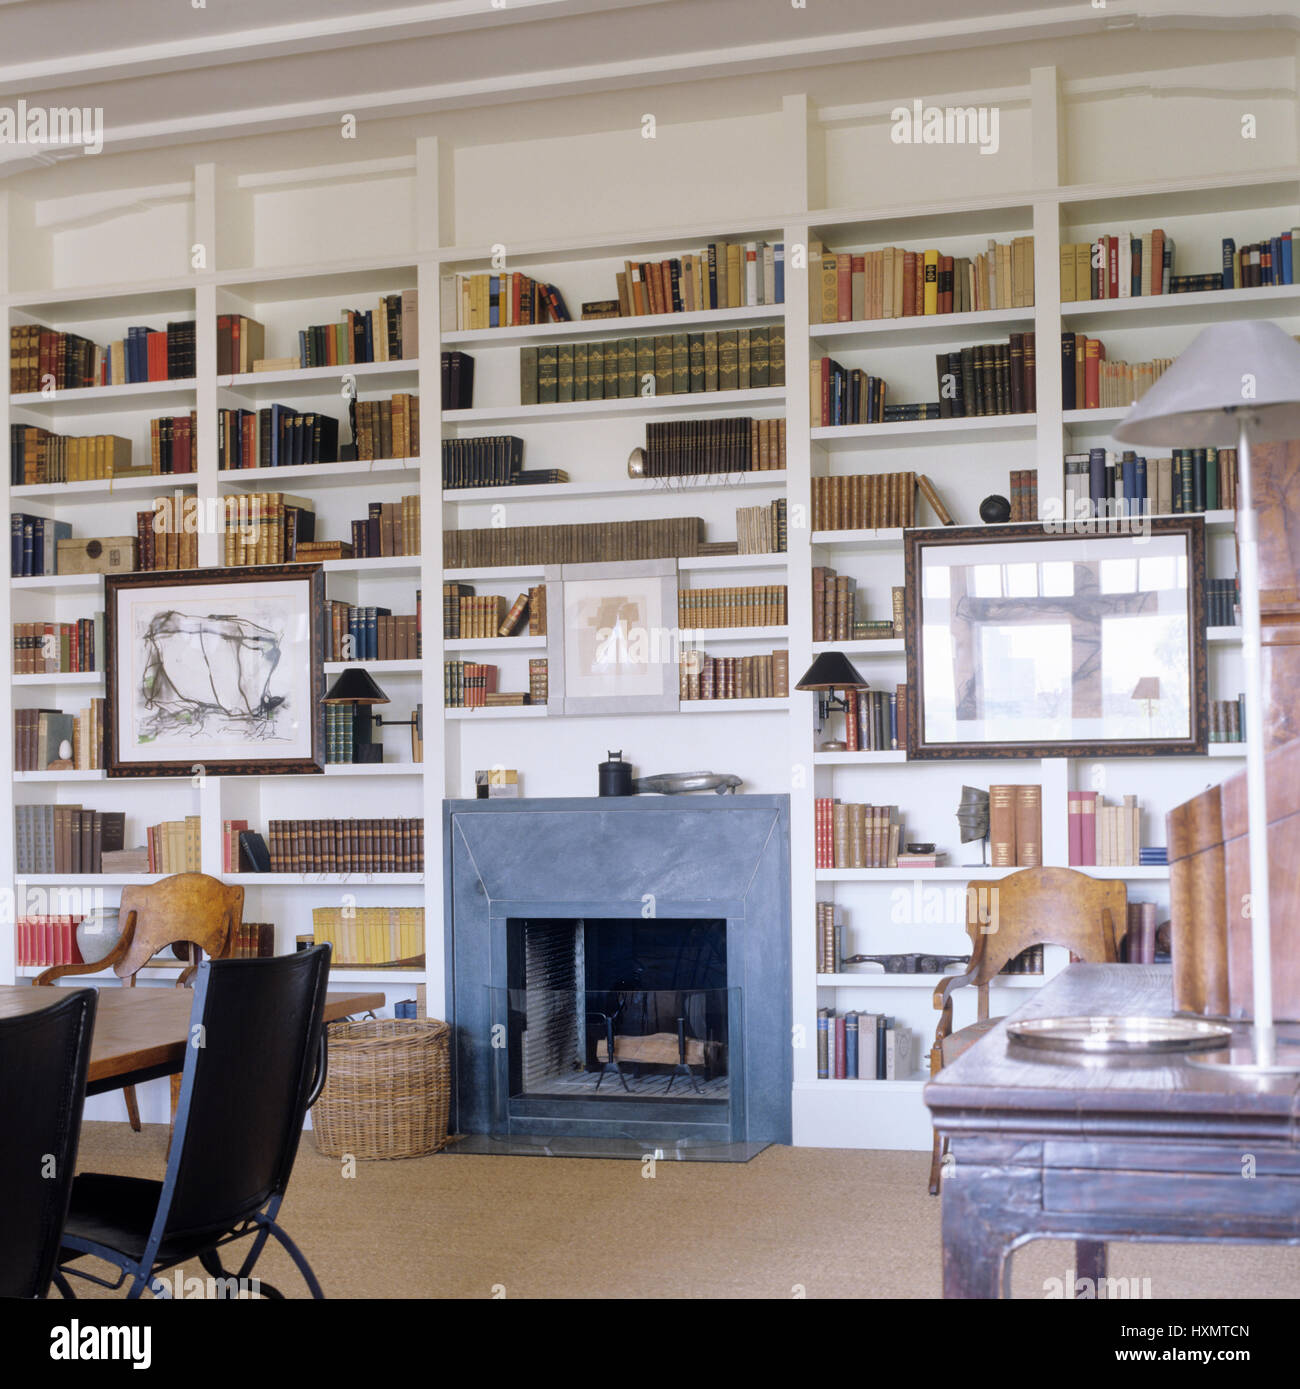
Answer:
top-left (62, 1122), bottom-right (1300, 1299)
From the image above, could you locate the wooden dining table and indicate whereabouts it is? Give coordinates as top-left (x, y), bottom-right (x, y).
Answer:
top-left (0, 983), bottom-right (386, 1094)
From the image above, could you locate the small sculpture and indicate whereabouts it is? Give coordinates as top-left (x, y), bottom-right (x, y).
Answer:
top-left (956, 785), bottom-right (990, 865)
top-left (979, 494), bottom-right (1012, 524)
top-left (627, 446), bottom-right (646, 478)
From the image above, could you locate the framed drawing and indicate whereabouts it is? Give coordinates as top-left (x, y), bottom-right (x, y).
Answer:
top-left (543, 559), bottom-right (680, 716)
top-left (105, 565), bottom-right (326, 776)
top-left (904, 519), bottom-right (1208, 759)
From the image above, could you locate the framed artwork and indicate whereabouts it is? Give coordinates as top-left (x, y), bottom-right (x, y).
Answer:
top-left (544, 559), bottom-right (680, 716)
top-left (105, 566), bottom-right (326, 776)
top-left (904, 519), bottom-right (1208, 759)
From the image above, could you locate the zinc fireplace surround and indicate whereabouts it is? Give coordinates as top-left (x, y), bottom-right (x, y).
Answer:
top-left (443, 796), bottom-right (792, 1153)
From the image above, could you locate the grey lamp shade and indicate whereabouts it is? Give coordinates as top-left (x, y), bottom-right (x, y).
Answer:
top-left (1113, 320), bottom-right (1300, 447)
top-left (322, 667), bottom-right (390, 705)
top-left (795, 652), bottom-right (869, 691)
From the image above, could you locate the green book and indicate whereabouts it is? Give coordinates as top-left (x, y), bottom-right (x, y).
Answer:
top-left (688, 334), bottom-right (706, 393)
top-left (537, 346), bottom-right (558, 405)
top-left (737, 329), bottom-right (751, 391)
top-left (587, 341), bottom-right (604, 401)
top-left (717, 330), bottom-right (739, 391)
top-left (704, 333), bottom-right (719, 392)
top-left (556, 343), bottom-right (574, 403)
top-left (769, 323), bottom-right (786, 387)
top-left (749, 325), bottom-right (770, 388)
top-left (636, 337), bottom-right (657, 396)
top-left (617, 338), bottom-right (636, 398)
top-left (573, 342), bottom-right (589, 402)
top-left (519, 347), bottom-right (539, 406)
top-left (653, 335), bottom-right (673, 396)
top-left (1205, 447), bottom-right (1218, 511)
top-left (672, 333), bottom-right (689, 395)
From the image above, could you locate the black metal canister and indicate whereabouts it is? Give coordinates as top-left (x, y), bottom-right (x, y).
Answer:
top-left (598, 750), bottom-right (634, 796)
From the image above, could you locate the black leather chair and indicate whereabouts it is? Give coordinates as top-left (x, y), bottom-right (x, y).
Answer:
top-left (0, 988), bottom-right (97, 1299)
top-left (57, 945), bottom-right (332, 1300)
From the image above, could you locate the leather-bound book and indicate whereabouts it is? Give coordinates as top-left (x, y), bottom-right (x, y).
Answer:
top-left (989, 784), bottom-right (1017, 866)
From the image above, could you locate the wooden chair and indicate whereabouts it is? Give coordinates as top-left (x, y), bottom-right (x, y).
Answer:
top-left (927, 866), bottom-right (1124, 1194)
top-left (34, 873), bottom-right (244, 1132)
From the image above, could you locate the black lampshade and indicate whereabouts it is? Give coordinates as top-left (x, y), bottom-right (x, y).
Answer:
top-left (322, 667), bottom-right (390, 705)
top-left (795, 652), bottom-right (869, 691)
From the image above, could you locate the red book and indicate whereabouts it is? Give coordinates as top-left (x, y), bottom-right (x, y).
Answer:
top-left (1077, 790), bottom-right (1098, 866)
top-left (1084, 338), bottom-right (1103, 410)
top-left (1068, 790), bottom-right (1082, 866)
top-left (834, 1015), bottom-right (847, 1079)
top-left (837, 254), bottom-right (852, 322)
top-left (940, 255), bottom-right (954, 313)
top-left (902, 253), bottom-right (916, 317)
top-left (1108, 236), bottom-right (1119, 299)
top-left (1150, 229), bottom-right (1165, 294)
top-left (147, 331), bottom-right (168, 382)
top-left (844, 690), bottom-right (859, 751)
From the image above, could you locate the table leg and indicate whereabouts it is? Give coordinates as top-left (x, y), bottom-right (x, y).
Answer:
top-left (1075, 1239), bottom-right (1106, 1295)
top-left (941, 1174), bottom-right (1020, 1298)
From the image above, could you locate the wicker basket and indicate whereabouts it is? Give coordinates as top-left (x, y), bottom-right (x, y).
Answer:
top-left (312, 1018), bottom-right (451, 1160)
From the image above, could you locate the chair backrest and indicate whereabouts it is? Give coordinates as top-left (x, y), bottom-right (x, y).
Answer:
top-left (0, 989), bottom-right (96, 1298)
top-left (114, 873), bottom-right (243, 982)
top-left (147, 946), bottom-right (331, 1247)
top-left (964, 867), bottom-right (1124, 1020)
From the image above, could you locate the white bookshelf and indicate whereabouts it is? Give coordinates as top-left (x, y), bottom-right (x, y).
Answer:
top-left (0, 65), bottom-right (1277, 1148)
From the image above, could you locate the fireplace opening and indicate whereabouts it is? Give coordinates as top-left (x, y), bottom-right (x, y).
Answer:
top-left (505, 918), bottom-right (730, 1101)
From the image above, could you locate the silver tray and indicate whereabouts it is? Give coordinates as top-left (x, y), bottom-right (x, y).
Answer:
top-left (1007, 1014), bottom-right (1233, 1053)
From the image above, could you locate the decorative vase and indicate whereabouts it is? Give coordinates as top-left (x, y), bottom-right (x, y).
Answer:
top-left (77, 909), bottom-right (121, 965)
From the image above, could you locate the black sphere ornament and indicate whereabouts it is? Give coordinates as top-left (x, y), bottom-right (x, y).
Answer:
top-left (979, 494), bottom-right (1012, 523)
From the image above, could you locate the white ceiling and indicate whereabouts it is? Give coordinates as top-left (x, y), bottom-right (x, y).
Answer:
top-left (0, 0), bottom-right (1296, 180)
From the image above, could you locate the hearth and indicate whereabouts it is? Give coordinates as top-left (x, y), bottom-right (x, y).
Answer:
top-left (444, 796), bottom-right (790, 1158)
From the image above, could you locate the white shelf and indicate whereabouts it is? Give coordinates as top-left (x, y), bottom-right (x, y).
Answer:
top-left (678, 552), bottom-right (788, 572)
top-left (322, 556), bottom-right (421, 579)
top-left (321, 764), bottom-right (423, 777)
top-left (812, 415), bottom-right (1034, 451)
top-left (809, 306), bottom-right (1034, 347)
top-left (679, 698), bottom-right (791, 713)
top-left (11, 473), bottom-right (197, 503)
top-left (323, 659), bottom-right (424, 674)
top-left (442, 470), bottom-right (786, 503)
top-left (16, 873), bottom-right (170, 886)
top-left (11, 574), bottom-right (104, 593)
top-left (442, 302), bottom-right (782, 349)
top-left (1208, 743), bottom-right (1248, 757)
top-left (811, 638), bottom-right (903, 655)
top-left (443, 636), bottom-right (546, 651)
top-left (1061, 283), bottom-right (1300, 331)
top-left (678, 626), bottom-right (788, 643)
top-left (15, 770), bottom-right (107, 782)
top-left (811, 528), bottom-right (905, 551)
top-left (219, 361), bottom-right (419, 392)
top-left (1207, 627), bottom-right (1241, 643)
top-left (10, 380), bottom-right (197, 416)
top-left (443, 564), bottom-right (546, 582)
top-left (814, 750), bottom-right (907, 764)
top-left (447, 387), bottom-right (786, 427)
top-left (801, 1078), bottom-right (927, 1092)
top-left (444, 705), bottom-right (546, 720)
top-left (219, 459), bottom-right (420, 489)
top-left (12, 671), bottom-right (104, 685)
top-left (816, 972), bottom-right (1045, 988)
top-left (817, 866), bottom-right (1019, 881)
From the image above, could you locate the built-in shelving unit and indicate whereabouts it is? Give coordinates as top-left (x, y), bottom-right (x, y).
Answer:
top-left (1, 63), bottom-right (1280, 1147)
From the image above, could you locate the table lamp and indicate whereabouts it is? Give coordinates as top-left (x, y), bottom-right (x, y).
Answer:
top-left (322, 667), bottom-right (419, 764)
top-left (1115, 318), bottom-right (1300, 1074)
top-left (1130, 675), bottom-right (1160, 734)
top-left (795, 652), bottom-right (869, 751)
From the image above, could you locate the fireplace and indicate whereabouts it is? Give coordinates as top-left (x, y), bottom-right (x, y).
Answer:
top-left (444, 797), bottom-right (790, 1158)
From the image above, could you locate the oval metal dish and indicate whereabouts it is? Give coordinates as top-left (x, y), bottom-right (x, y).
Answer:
top-left (632, 771), bottom-right (742, 795)
top-left (1007, 1015), bottom-right (1233, 1054)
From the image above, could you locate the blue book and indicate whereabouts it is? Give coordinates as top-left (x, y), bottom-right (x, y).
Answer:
top-left (1088, 447), bottom-right (1107, 517)
top-left (774, 243), bottom-right (785, 303)
top-left (816, 1010), bottom-right (830, 1079)
top-left (362, 311), bottom-right (373, 362)
top-left (489, 277), bottom-right (500, 329)
top-left (1221, 237), bottom-right (1236, 290)
top-left (10, 513), bottom-right (24, 576)
top-left (297, 329), bottom-right (308, 369)
top-left (1283, 233), bottom-right (1294, 285)
top-left (889, 692), bottom-right (898, 749)
top-left (1136, 456), bottom-right (1148, 515)
top-left (1121, 452), bottom-right (1138, 517)
top-left (844, 1011), bottom-right (859, 1079)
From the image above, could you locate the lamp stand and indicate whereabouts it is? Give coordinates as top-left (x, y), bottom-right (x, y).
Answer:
top-left (1189, 412), bottom-right (1300, 1074)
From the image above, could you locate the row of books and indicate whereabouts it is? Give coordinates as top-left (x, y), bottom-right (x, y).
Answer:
top-left (326, 599), bottom-right (422, 662)
top-left (1061, 336), bottom-right (1174, 411)
top-left (443, 583), bottom-right (545, 639)
top-left (14, 804), bottom-right (127, 875)
top-left (1065, 791), bottom-right (1140, 867)
top-left (1058, 233), bottom-right (1175, 300)
top-left (265, 819), bottom-right (425, 874)
top-left (14, 699), bottom-right (103, 771)
top-left (643, 417), bottom-right (786, 476)
top-left (220, 492), bottom-right (315, 566)
top-left (1210, 696), bottom-right (1246, 744)
top-left (678, 584), bottom-right (787, 629)
top-left (324, 704), bottom-right (360, 765)
top-left (989, 784), bottom-right (1044, 868)
top-left (1220, 236), bottom-right (1300, 289)
top-left (1008, 468), bottom-right (1039, 520)
top-left (520, 326), bottom-right (785, 404)
top-left (138, 498), bottom-right (199, 572)
top-left (1122, 903), bottom-right (1161, 965)
top-left (310, 907), bottom-right (426, 967)
top-left (1062, 447), bottom-right (1239, 520)
top-left (613, 243), bottom-right (786, 316)
top-left (444, 661), bottom-right (498, 708)
top-left (810, 472), bottom-right (947, 531)
top-left (348, 497), bottom-right (420, 558)
top-left (1206, 578), bottom-right (1240, 629)
top-left (217, 404), bottom-right (338, 470)
top-left (812, 237), bottom-right (1035, 321)
top-left (10, 428), bottom-right (146, 486)
top-left (238, 294), bottom-right (418, 371)
top-left (215, 316), bottom-right (266, 375)
top-left (529, 659), bottom-right (549, 705)
top-left (10, 515), bottom-right (70, 575)
top-left (356, 396), bottom-right (420, 462)
top-left (815, 800), bottom-right (904, 869)
top-left (679, 650), bottom-right (789, 701)
top-left (445, 272), bottom-right (571, 329)
top-left (12, 617), bottom-right (102, 674)
top-left (813, 571), bottom-right (904, 643)
top-left (150, 414), bottom-right (198, 474)
top-left (440, 436), bottom-right (527, 489)
top-left (936, 336), bottom-right (1038, 417)
top-left (843, 687), bottom-right (907, 753)
top-left (443, 516), bottom-right (704, 570)
top-left (229, 923), bottom-right (276, 960)
top-left (15, 917), bottom-right (85, 969)
top-left (816, 1010), bottom-right (915, 1080)
top-left (809, 361), bottom-right (888, 425)
top-left (9, 321), bottom-right (196, 394)
top-left (148, 817), bottom-right (203, 874)
top-left (735, 500), bottom-right (787, 555)
top-left (442, 351), bottom-right (474, 410)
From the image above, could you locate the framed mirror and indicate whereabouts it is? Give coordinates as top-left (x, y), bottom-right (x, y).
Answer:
top-left (904, 519), bottom-right (1208, 759)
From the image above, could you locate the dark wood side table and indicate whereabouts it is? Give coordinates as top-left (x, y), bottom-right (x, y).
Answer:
top-left (924, 962), bottom-right (1300, 1298)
